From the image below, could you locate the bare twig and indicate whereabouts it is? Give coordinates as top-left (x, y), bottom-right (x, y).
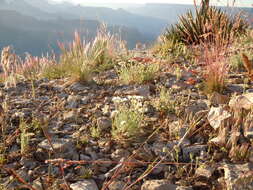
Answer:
top-left (2, 166), bottom-right (37, 190)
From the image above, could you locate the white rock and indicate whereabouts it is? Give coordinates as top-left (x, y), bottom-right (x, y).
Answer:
top-left (66, 95), bottom-right (81, 109)
top-left (63, 111), bottom-right (77, 122)
top-left (195, 166), bottom-right (215, 178)
top-left (38, 138), bottom-right (72, 152)
top-left (229, 93), bottom-right (253, 110)
top-left (207, 106), bottom-right (231, 130)
top-left (141, 180), bottom-right (178, 190)
top-left (70, 180), bottom-right (98, 190)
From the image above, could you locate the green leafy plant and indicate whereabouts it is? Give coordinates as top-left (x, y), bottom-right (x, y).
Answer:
top-left (229, 49), bottom-right (253, 71)
top-left (79, 167), bottom-right (94, 179)
top-left (30, 117), bottom-right (43, 135)
top-left (90, 126), bottom-right (102, 139)
top-left (234, 29), bottom-right (253, 48)
top-left (112, 104), bottom-right (144, 142)
top-left (0, 151), bottom-right (6, 165)
top-left (229, 53), bottom-right (244, 71)
top-left (19, 120), bottom-right (30, 154)
top-left (155, 87), bottom-right (184, 116)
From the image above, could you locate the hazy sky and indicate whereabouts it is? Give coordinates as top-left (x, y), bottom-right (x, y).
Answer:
top-left (51, 0), bottom-right (252, 7)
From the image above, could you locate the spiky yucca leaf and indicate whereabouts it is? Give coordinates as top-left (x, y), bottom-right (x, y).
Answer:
top-left (163, 5), bottom-right (248, 45)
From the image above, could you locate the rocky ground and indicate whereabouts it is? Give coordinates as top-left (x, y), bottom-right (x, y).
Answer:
top-left (0, 50), bottom-right (252, 190)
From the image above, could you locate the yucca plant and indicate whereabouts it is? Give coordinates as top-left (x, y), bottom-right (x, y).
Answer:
top-left (163, 3), bottom-right (248, 46)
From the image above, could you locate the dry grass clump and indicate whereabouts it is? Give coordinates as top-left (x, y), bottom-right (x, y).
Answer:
top-left (117, 62), bottom-right (159, 85)
top-left (0, 24), bottom-right (125, 84)
top-left (201, 46), bottom-right (230, 94)
top-left (0, 46), bottom-right (56, 86)
top-left (152, 38), bottom-right (194, 63)
top-left (43, 25), bottom-right (124, 82)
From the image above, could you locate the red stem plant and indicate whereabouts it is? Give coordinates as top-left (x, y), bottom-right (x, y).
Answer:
top-left (201, 44), bottom-right (230, 94)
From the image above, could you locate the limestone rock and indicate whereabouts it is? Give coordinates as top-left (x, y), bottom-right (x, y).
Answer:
top-left (229, 93), bottom-right (253, 110)
top-left (221, 163), bottom-right (253, 190)
top-left (195, 166), bottom-right (215, 178)
top-left (183, 145), bottom-right (208, 161)
top-left (63, 110), bottom-right (77, 122)
top-left (70, 180), bottom-right (98, 190)
top-left (108, 180), bottom-right (125, 190)
top-left (66, 95), bottom-right (81, 109)
top-left (207, 106), bottom-right (231, 130)
top-left (38, 138), bottom-right (78, 160)
top-left (209, 92), bottom-right (229, 105)
top-left (97, 117), bottom-right (112, 131)
top-left (141, 180), bottom-right (178, 190)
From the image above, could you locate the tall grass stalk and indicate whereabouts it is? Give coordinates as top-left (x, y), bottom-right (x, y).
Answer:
top-left (0, 46), bottom-right (57, 86)
top-left (45, 24), bottom-right (125, 82)
top-left (201, 45), bottom-right (229, 94)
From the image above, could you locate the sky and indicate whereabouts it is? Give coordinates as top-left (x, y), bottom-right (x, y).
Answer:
top-left (51, 0), bottom-right (252, 7)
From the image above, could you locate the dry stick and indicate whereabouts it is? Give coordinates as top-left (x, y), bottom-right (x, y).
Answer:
top-left (126, 103), bottom-right (236, 189)
top-left (104, 115), bottom-right (193, 188)
top-left (46, 158), bottom-right (194, 190)
top-left (44, 121), bottom-right (190, 190)
top-left (104, 114), bottom-right (201, 190)
top-left (124, 126), bottom-right (190, 189)
top-left (101, 120), bottom-right (167, 190)
top-left (39, 113), bottom-right (71, 190)
top-left (39, 177), bottom-right (47, 190)
top-left (124, 113), bottom-right (207, 190)
top-left (2, 166), bottom-right (37, 190)
top-left (42, 127), bottom-right (71, 190)
top-left (5, 128), bottom-right (20, 146)
top-left (34, 96), bottom-right (70, 189)
top-left (178, 114), bottom-right (203, 147)
top-left (44, 134), bottom-right (71, 190)
top-left (124, 157), bottom-right (166, 190)
top-left (46, 159), bottom-right (192, 168)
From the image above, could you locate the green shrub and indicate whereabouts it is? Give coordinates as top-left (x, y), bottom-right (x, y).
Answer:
top-left (229, 50), bottom-right (253, 72)
top-left (155, 87), bottom-right (184, 116)
top-left (229, 54), bottom-right (244, 71)
top-left (153, 38), bottom-right (194, 63)
top-left (117, 63), bottom-right (159, 85)
top-left (229, 30), bottom-right (253, 71)
top-left (235, 29), bottom-right (253, 48)
top-left (112, 105), bottom-right (144, 142)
